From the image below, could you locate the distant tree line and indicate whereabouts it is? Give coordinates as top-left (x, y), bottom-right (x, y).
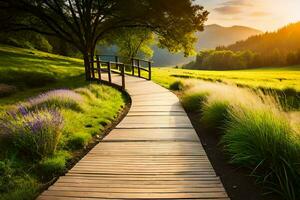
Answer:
top-left (184, 22), bottom-right (300, 70)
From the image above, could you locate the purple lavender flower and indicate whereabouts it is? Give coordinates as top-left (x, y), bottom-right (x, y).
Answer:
top-left (11, 89), bottom-right (84, 113)
top-left (0, 108), bottom-right (64, 159)
top-left (18, 105), bottom-right (29, 116)
top-left (28, 89), bottom-right (82, 105)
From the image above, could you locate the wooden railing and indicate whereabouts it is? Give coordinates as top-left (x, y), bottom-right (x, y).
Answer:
top-left (89, 55), bottom-right (152, 90)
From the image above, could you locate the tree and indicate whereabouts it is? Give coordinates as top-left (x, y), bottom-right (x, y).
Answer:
top-left (107, 28), bottom-right (154, 60)
top-left (0, 0), bottom-right (208, 80)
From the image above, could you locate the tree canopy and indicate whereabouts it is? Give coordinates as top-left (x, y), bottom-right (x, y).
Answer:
top-left (0, 0), bottom-right (208, 79)
top-left (106, 28), bottom-right (155, 60)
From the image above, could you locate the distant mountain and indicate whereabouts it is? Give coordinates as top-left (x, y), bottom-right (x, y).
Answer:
top-left (226, 22), bottom-right (300, 54)
top-left (152, 24), bottom-right (262, 66)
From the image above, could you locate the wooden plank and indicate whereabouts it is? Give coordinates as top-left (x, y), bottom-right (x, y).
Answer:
top-left (64, 175), bottom-right (218, 180)
top-left (41, 191), bottom-right (228, 199)
top-left (127, 111), bottom-right (186, 116)
top-left (48, 186), bottom-right (226, 193)
top-left (129, 105), bottom-right (185, 112)
top-left (53, 182), bottom-right (223, 188)
top-left (38, 196), bottom-right (230, 200)
top-left (105, 129), bottom-right (199, 141)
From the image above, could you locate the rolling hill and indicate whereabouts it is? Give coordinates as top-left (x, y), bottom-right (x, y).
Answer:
top-left (226, 22), bottom-right (300, 54)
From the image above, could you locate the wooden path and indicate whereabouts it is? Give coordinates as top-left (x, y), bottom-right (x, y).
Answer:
top-left (38, 75), bottom-right (229, 200)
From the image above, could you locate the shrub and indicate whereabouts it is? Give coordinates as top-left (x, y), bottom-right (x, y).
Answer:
top-left (0, 159), bottom-right (39, 200)
top-left (0, 160), bottom-right (15, 193)
top-left (0, 108), bottom-right (63, 160)
top-left (38, 151), bottom-right (69, 177)
top-left (181, 92), bottom-right (208, 112)
top-left (169, 80), bottom-right (184, 91)
top-left (0, 175), bottom-right (38, 200)
top-left (67, 132), bottom-right (91, 150)
top-left (223, 108), bottom-right (300, 199)
top-left (201, 100), bottom-right (230, 131)
top-left (25, 89), bottom-right (83, 112)
top-left (0, 84), bottom-right (16, 97)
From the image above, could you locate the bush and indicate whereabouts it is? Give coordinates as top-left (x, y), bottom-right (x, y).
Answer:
top-left (169, 80), bottom-right (184, 91)
top-left (0, 160), bottom-right (15, 193)
top-left (223, 108), bottom-right (300, 199)
top-left (25, 89), bottom-right (84, 112)
top-left (39, 151), bottom-right (69, 177)
top-left (0, 108), bottom-right (63, 160)
top-left (67, 132), bottom-right (91, 150)
top-left (0, 176), bottom-right (38, 200)
top-left (181, 92), bottom-right (208, 112)
top-left (0, 159), bottom-right (38, 200)
top-left (201, 100), bottom-right (230, 131)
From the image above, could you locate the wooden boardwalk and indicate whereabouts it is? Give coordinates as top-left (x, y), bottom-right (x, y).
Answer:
top-left (38, 75), bottom-right (229, 200)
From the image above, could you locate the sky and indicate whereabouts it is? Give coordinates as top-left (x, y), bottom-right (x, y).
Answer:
top-left (195, 0), bottom-right (300, 31)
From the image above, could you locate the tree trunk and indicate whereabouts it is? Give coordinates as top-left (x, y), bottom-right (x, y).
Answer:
top-left (83, 52), bottom-right (91, 81)
top-left (83, 43), bottom-right (96, 81)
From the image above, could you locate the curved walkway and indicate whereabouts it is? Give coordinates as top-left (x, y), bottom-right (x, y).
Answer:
top-left (38, 75), bottom-right (229, 200)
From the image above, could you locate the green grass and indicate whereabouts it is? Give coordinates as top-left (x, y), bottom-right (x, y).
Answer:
top-left (201, 100), bottom-right (230, 131)
top-left (0, 44), bottom-right (126, 199)
top-left (181, 91), bottom-right (208, 112)
top-left (0, 44), bottom-right (84, 110)
top-left (152, 66), bottom-right (300, 92)
top-left (223, 108), bottom-right (300, 199)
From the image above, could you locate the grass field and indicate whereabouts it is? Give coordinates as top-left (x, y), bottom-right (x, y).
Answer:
top-left (0, 45), bottom-right (126, 199)
top-left (0, 45), bottom-right (85, 110)
top-left (152, 66), bottom-right (300, 91)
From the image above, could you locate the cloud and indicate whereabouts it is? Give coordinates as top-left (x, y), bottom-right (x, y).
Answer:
top-left (214, 6), bottom-right (242, 15)
top-left (220, 0), bottom-right (254, 7)
top-left (250, 11), bottom-right (270, 17)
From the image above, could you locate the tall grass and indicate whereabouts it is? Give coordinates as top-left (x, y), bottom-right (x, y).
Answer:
top-left (0, 108), bottom-right (63, 160)
top-left (25, 89), bottom-right (84, 112)
top-left (223, 108), bottom-right (300, 199)
top-left (201, 100), bottom-right (230, 131)
top-left (181, 92), bottom-right (208, 112)
top-left (169, 80), bottom-right (185, 91)
top-left (179, 80), bottom-right (300, 199)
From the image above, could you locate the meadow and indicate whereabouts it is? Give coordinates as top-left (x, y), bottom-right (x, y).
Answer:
top-left (151, 68), bottom-right (300, 200)
top-left (152, 67), bottom-right (300, 91)
top-left (0, 45), bottom-right (126, 199)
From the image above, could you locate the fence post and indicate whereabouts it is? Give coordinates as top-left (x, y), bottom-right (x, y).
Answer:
top-left (148, 61), bottom-right (151, 80)
top-left (108, 62), bottom-right (112, 83)
top-left (96, 56), bottom-right (101, 82)
top-left (131, 58), bottom-right (135, 76)
top-left (121, 64), bottom-right (125, 90)
top-left (91, 60), bottom-right (95, 79)
top-left (137, 59), bottom-right (141, 77)
top-left (115, 56), bottom-right (119, 70)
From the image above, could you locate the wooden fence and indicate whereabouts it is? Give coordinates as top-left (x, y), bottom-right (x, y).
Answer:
top-left (90, 55), bottom-right (152, 90)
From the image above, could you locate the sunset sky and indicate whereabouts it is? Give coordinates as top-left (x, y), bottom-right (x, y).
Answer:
top-left (196, 0), bottom-right (300, 31)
